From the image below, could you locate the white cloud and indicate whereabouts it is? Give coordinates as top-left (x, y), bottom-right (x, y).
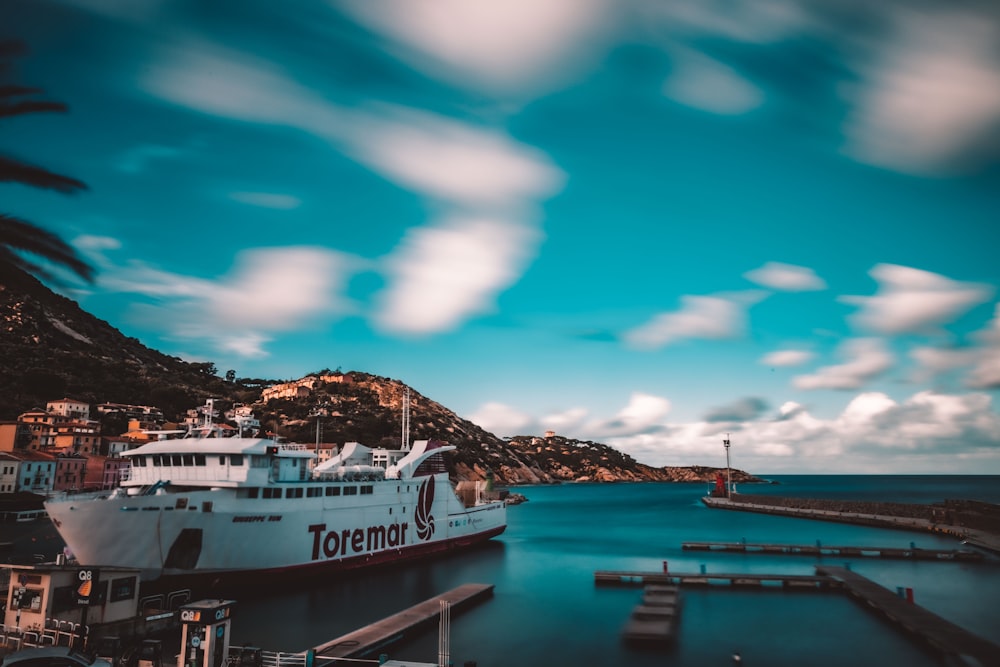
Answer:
top-left (841, 264), bottom-right (992, 335)
top-left (466, 402), bottom-right (536, 436)
top-left (599, 390), bottom-right (1000, 473)
top-left (761, 349), bottom-right (814, 367)
top-left (744, 261), bottom-right (826, 291)
top-left (664, 47), bottom-right (763, 115)
top-left (372, 216), bottom-right (542, 336)
top-left (623, 291), bottom-right (767, 349)
top-left (344, 106), bottom-right (565, 210)
top-left (966, 304), bottom-right (1000, 389)
top-left (793, 338), bottom-right (893, 390)
top-left (338, 0), bottom-right (615, 97)
top-left (583, 392), bottom-right (672, 439)
top-left (538, 409), bottom-right (587, 436)
top-left (229, 192), bottom-right (302, 210)
top-left (102, 246), bottom-right (356, 357)
top-left (141, 41), bottom-right (565, 338)
top-left (842, 9), bottom-right (1000, 175)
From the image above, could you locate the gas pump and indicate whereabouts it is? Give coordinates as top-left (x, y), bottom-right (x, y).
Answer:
top-left (177, 600), bottom-right (235, 667)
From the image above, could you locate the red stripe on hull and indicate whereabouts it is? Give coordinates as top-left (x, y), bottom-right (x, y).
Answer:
top-left (142, 525), bottom-right (506, 596)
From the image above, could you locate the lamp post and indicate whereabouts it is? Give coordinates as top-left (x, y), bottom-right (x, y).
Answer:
top-left (723, 434), bottom-right (732, 498)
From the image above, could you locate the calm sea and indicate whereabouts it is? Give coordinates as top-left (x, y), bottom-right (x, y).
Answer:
top-left (225, 476), bottom-right (1000, 667)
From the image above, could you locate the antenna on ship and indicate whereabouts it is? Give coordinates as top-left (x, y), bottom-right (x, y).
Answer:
top-left (402, 387), bottom-right (411, 452)
top-left (723, 433), bottom-right (732, 499)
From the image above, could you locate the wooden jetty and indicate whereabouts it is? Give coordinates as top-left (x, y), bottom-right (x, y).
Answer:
top-left (595, 570), bottom-right (840, 590)
top-left (311, 583), bottom-right (494, 663)
top-left (817, 566), bottom-right (1000, 666)
top-left (622, 584), bottom-right (681, 646)
top-left (682, 541), bottom-right (985, 561)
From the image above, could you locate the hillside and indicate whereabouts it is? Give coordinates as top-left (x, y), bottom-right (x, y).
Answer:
top-left (0, 266), bottom-right (760, 485)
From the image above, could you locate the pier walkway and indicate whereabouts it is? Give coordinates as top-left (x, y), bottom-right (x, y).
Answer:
top-left (595, 570), bottom-right (839, 589)
top-left (817, 566), bottom-right (1000, 667)
top-left (596, 568), bottom-right (1000, 665)
top-left (311, 583), bottom-right (494, 663)
top-left (682, 541), bottom-right (984, 561)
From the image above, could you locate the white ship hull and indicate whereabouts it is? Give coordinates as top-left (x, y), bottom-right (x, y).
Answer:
top-left (44, 432), bottom-right (507, 585)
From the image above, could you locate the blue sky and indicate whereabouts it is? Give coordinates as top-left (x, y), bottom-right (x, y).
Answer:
top-left (4, 0), bottom-right (1000, 474)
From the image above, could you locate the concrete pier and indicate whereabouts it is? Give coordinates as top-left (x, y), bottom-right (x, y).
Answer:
top-left (595, 570), bottom-right (839, 589)
top-left (817, 566), bottom-right (1000, 666)
top-left (311, 583), bottom-right (494, 663)
top-left (701, 496), bottom-right (1000, 555)
top-left (682, 541), bottom-right (984, 561)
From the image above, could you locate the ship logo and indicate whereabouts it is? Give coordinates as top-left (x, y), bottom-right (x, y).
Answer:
top-left (77, 578), bottom-right (92, 598)
top-left (414, 478), bottom-right (435, 541)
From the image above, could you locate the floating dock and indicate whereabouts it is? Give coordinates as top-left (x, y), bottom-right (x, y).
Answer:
top-left (622, 584), bottom-right (681, 646)
top-left (595, 570), bottom-right (839, 589)
top-left (682, 541), bottom-right (985, 561)
top-left (311, 583), bottom-right (494, 663)
top-left (597, 567), bottom-right (1000, 665)
top-left (817, 566), bottom-right (1000, 666)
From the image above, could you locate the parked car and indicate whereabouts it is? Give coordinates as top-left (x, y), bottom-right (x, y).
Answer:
top-left (0, 647), bottom-right (112, 667)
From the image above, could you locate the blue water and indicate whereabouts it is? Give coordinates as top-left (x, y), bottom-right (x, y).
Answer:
top-left (227, 476), bottom-right (1000, 666)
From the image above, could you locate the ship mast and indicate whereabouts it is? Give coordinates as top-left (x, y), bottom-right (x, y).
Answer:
top-left (723, 433), bottom-right (732, 498)
top-left (401, 387), bottom-right (411, 451)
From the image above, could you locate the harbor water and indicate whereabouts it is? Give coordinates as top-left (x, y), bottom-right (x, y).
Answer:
top-left (223, 475), bottom-right (1000, 667)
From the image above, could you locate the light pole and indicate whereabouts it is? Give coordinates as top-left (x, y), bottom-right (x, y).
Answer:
top-left (723, 434), bottom-right (732, 498)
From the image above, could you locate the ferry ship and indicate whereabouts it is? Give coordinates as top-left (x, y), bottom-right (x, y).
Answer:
top-left (43, 405), bottom-right (507, 585)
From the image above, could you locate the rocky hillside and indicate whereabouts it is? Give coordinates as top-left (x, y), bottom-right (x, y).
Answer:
top-left (0, 267), bottom-right (232, 418)
top-left (1, 267), bottom-right (760, 485)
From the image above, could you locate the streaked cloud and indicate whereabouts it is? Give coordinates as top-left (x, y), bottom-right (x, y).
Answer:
top-left (761, 349), bottom-right (814, 367)
top-left (842, 9), bottom-right (1000, 175)
top-left (344, 106), bottom-right (565, 210)
top-left (793, 338), bottom-right (893, 390)
top-left (115, 144), bottom-right (183, 174)
top-left (466, 401), bottom-right (536, 436)
top-left (704, 397), bottom-right (769, 423)
top-left (663, 47), bottom-right (763, 115)
top-left (229, 191), bottom-right (302, 210)
top-left (623, 291), bottom-right (767, 349)
top-left (338, 0), bottom-right (615, 97)
top-left (101, 247), bottom-right (356, 357)
top-left (590, 389), bottom-right (1000, 473)
top-left (744, 261), bottom-right (826, 291)
top-left (372, 216), bottom-right (542, 336)
top-left (841, 264), bottom-right (993, 335)
top-left (585, 392), bottom-right (672, 439)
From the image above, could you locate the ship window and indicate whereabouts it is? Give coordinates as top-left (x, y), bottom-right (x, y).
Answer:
top-left (195, 454), bottom-right (206, 466)
top-left (172, 455), bottom-right (182, 466)
top-left (219, 456), bottom-right (226, 465)
top-left (247, 487), bottom-right (259, 499)
top-left (325, 487), bottom-right (340, 497)
top-left (202, 501), bottom-right (213, 513)
top-left (175, 498), bottom-right (188, 509)
top-left (151, 456), bottom-right (161, 467)
top-left (231, 455), bottom-right (244, 467)
top-left (263, 488), bottom-right (280, 499)
top-left (343, 486), bottom-right (357, 496)
top-left (133, 456), bottom-right (145, 467)
top-left (360, 486), bottom-right (373, 495)
top-left (286, 488), bottom-right (303, 499)
top-left (183, 454), bottom-right (194, 466)
top-left (389, 508), bottom-right (392, 515)
top-left (307, 487), bottom-right (321, 498)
